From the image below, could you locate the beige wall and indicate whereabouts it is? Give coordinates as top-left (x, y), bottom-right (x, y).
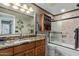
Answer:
top-left (61, 18), bottom-right (79, 46)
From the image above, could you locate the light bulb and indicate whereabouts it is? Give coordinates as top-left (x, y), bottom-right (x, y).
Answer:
top-left (20, 8), bottom-right (25, 12)
top-left (29, 7), bottom-right (33, 12)
top-left (3, 3), bottom-right (10, 6)
top-left (26, 10), bottom-right (30, 14)
top-left (22, 4), bottom-right (28, 9)
top-left (14, 3), bottom-right (21, 6)
top-left (61, 9), bottom-right (66, 12)
top-left (12, 6), bottom-right (19, 9)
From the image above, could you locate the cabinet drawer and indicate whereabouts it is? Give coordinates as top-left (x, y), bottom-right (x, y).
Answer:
top-left (14, 44), bottom-right (26, 54)
top-left (25, 49), bottom-right (35, 56)
top-left (36, 40), bottom-right (45, 47)
top-left (0, 48), bottom-right (13, 56)
top-left (25, 42), bottom-right (35, 50)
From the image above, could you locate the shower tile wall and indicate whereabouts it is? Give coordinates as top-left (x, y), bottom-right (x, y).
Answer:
top-left (51, 10), bottom-right (79, 48)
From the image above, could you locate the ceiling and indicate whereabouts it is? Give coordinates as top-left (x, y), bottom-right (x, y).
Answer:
top-left (35, 3), bottom-right (78, 15)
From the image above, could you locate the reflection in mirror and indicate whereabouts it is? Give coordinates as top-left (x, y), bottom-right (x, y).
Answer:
top-left (0, 3), bottom-right (35, 36)
top-left (0, 12), bottom-right (15, 35)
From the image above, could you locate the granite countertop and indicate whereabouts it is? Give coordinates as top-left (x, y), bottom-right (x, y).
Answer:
top-left (0, 36), bottom-right (45, 50)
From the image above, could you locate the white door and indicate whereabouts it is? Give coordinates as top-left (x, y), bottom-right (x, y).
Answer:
top-left (2, 24), bottom-right (10, 34)
top-left (1, 21), bottom-right (11, 34)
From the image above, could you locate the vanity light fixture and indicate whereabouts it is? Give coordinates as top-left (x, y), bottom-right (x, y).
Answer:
top-left (2, 3), bottom-right (33, 14)
top-left (29, 7), bottom-right (33, 12)
top-left (12, 5), bottom-right (19, 9)
top-left (3, 3), bottom-right (11, 6)
top-left (22, 4), bottom-right (28, 9)
top-left (61, 9), bottom-right (66, 12)
top-left (20, 8), bottom-right (25, 12)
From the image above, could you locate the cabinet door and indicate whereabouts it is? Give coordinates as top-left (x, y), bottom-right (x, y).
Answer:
top-left (36, 40), bottom-right (45, 47)
top-left (0, 48), bottom-right (13, 56)
top-left (14, 52), bottom-right (25, 56)
top-left (40, 14), bottom-right (51, 32)
top-left (25, 49), bottom-right (35, 56)
top-left (35, 46), bottom-right (45, 56)
top-left (14, 44), bottom-right (26, 54)
top-left (25, 42), bottom-right (35, 50)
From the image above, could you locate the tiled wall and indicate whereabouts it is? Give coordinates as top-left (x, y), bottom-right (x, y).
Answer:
top-left (61, 18), bottom-right (79, 46)
top-left (51, 9), bottom-right (79, 47)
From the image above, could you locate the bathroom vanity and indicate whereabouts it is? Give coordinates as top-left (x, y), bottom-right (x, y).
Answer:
top-left (0, 36), bottom-right (45, 56)
top-left (0, 3), bottom-right (46, 56)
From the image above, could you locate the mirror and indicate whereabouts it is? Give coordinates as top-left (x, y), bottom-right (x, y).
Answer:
top-left (0, 3), bottom-right (35, 35)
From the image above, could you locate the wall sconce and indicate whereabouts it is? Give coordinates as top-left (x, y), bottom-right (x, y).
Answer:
top-left (2, 3), bottom-right (34, 14)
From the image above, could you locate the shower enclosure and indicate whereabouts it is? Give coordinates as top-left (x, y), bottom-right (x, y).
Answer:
top-left (49, 18), bottom-right (79, 49)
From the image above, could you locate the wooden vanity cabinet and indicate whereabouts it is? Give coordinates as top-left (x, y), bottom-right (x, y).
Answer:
top-left (25, 42), bottom-right (35, 50)
top-left (14, 39), bottom-right (45, 56)
top-left (13, 44), bottom-right (26, 55)
top-left (24, 42), bottom-right (35, 56)
top-left (35, 46), bottom-right (45, 56)
top-left (36, 40), bottom-right (45, 47)
top-left (0, 39), bottom-right (45, 56)
top-left (14, 41), bottom-right (35, 56)
top-left (0, 47), bottom-right (13, 56)
top-left (35, 39), bottom-right (45, 56)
